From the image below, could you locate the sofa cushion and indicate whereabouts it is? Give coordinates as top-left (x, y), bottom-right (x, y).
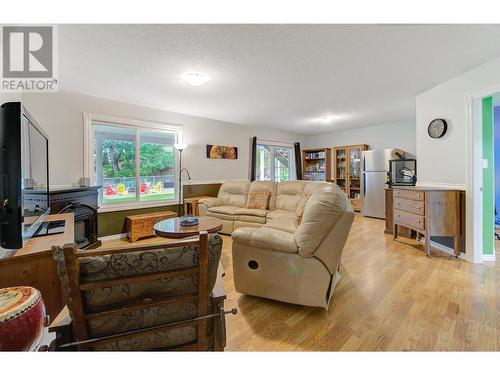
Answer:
top-left (246, 191), bottom-right (271, 210)
top-left (235, 208), bottom-right (267, 217)
top-left (207, 206), bottom-right (240, 215)
top-left (248, 181), bottom-right (278, 210)
top-left (218, 180), bottom-right (250, 208)
top-left (295, 190), bottom-right (350, 257)
top-left (275, 181), bottom-right (308, 211)
top-left (232, 227), bottom-right (298, 254)
top-left (266, 209), bottom-right (296, 221)
top-left (236, 215), bottom-right (266, 224)
top-left (264, 217), bottom-right (297, 234)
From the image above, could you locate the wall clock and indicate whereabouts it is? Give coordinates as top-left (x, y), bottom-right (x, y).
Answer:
top-left (428, 118), bottom-right (448, 139)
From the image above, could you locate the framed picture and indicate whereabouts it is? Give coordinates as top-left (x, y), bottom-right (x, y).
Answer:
top-left (206, 145), bottom-right (238, 159)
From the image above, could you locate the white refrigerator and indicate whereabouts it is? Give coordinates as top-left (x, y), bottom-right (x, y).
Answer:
top-left (361, 149), bottom-right (396, 219)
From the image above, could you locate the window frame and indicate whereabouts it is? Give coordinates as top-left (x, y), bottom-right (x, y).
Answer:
top-left (83, 112), bottom-right (182, 212)
top-left (255, 139), bottom-right (296, 182)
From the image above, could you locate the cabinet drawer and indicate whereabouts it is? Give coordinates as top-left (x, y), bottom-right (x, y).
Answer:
top-left (393, 189), bottom-right (425, 201)
top-left (394, 209), bottom-right (425, 231)
top-left (393, 198), bottom-right (425, 215)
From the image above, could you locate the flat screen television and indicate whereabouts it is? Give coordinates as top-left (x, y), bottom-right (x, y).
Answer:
top-left (0, 102), bottom-right (50, 249)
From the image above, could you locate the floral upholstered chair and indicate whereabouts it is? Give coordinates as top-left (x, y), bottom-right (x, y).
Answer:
top-left (51, 233), bottom-right (235, 351)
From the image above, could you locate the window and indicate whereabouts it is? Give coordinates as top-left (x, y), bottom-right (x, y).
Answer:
top-left (255, 142), bottom-right (295, 182)
top-left (84, 113), bottom-right (181, 211)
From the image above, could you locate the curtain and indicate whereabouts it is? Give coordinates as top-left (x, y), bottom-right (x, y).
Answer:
top-left (250, 136), bottom-right (257, 181)
top-left (294, 142), bottom-right (303, 180)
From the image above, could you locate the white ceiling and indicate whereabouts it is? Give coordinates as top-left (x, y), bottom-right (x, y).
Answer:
top-left (59, 24), bottom-right (500, 135)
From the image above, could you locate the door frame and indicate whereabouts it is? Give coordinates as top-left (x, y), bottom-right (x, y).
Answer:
top-left (466, 83), bottom-right (500, 263)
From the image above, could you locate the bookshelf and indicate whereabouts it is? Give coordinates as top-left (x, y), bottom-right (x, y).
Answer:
top-left (333, 144), bottom-right (368, 211)
top-left (302, 148), bottom-right (331, 181)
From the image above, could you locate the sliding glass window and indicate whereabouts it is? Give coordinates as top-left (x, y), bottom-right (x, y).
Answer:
top-left (87, 117), bottom-right (181, 210)
top-left (255, 142), bottom-right (295, 182)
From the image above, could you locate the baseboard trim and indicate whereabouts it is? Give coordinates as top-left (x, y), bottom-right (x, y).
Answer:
top-left (416, 182), bottom-right (466, 190)
top-left (482, 254), bottom-right (496, 262)
top-left (99, 233), bottom-right (127, 242)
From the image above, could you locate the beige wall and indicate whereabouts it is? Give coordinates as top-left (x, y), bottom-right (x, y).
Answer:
top-left (416, 56), bottom-right (500, 187)
top-left (304, 120), bottom-right (416, 156)
top-left (21, 91), bottom-right (305, 188)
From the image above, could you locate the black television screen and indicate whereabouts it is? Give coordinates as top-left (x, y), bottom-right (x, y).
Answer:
top-left (0, 102), bottom-right (49, 249)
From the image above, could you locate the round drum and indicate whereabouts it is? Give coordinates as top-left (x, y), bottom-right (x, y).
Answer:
top-left (0, 286), bottom-right (47, 351)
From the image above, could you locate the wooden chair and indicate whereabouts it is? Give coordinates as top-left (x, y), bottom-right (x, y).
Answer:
top-left (50, 232), bottom-right (235, 351)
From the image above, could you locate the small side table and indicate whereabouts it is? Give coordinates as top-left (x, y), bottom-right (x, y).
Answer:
top-left (154, 216), bottom-right (223, 239)
top-left (183, 196), bottom-right (214, 216)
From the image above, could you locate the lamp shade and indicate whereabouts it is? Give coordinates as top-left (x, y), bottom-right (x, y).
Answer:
top-left (174, 143), bottom-right (188, 151)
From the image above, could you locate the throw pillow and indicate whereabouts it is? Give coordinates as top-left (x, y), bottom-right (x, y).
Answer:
top-left (246, 191), bottom-right (271, 210)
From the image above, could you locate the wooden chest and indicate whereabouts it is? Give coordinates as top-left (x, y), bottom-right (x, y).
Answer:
top-left (126, 211), bottom-right (177, 242)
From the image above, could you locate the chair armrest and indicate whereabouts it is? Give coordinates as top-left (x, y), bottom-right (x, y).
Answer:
top-left (199, 197), bottom-right (220, 208)
top-left (198, 197), bottom-right (220, 216)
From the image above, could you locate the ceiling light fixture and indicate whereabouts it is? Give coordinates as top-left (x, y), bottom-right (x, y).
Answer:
top-left (318, 115), bottom-right (335, 123)
top-left (180, 71), bottom-right (210, 86)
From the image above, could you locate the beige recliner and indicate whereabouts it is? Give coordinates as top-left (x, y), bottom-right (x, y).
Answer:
top-left (199, 180), bottom-right (354, 309)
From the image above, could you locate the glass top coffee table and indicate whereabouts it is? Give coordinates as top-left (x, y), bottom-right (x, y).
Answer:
top-left (154, 216), bottom-right (223, 239)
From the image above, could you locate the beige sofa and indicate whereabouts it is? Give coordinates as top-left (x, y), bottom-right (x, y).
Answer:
top-left (198, 180), bottom-right (354, 309)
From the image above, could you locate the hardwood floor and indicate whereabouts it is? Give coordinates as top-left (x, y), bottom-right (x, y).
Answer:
top-left (221, 214), bottom-right (500, 351)
top-left (101, 214), bottom-right (500, 351)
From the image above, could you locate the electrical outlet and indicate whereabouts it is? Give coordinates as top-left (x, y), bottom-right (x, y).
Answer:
top-left (483, 159), bottom-right (489, 169)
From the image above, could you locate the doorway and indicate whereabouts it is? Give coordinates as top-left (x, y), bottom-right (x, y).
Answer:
top-left (494, 100), bottom-right (500, 256)
top-left (477, 93), bottom-right (500, 261)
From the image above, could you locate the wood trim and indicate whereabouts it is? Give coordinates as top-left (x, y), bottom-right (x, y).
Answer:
top-left (332, 144), bottom-right (369, 149)
top-left (76, 238), bottom-right (199, 257)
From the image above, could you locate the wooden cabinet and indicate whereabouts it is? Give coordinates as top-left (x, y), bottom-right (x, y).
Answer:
top-left (302, 148), bottom-right (331, 181)
top-left (333, 144), bottom-right (368, 211)
top-left (385, 188), bottom-right (412, 238)
top-left (0, 213), bottom-right (74, 318)
top-left (392, 186), bottom-right (463, 256)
